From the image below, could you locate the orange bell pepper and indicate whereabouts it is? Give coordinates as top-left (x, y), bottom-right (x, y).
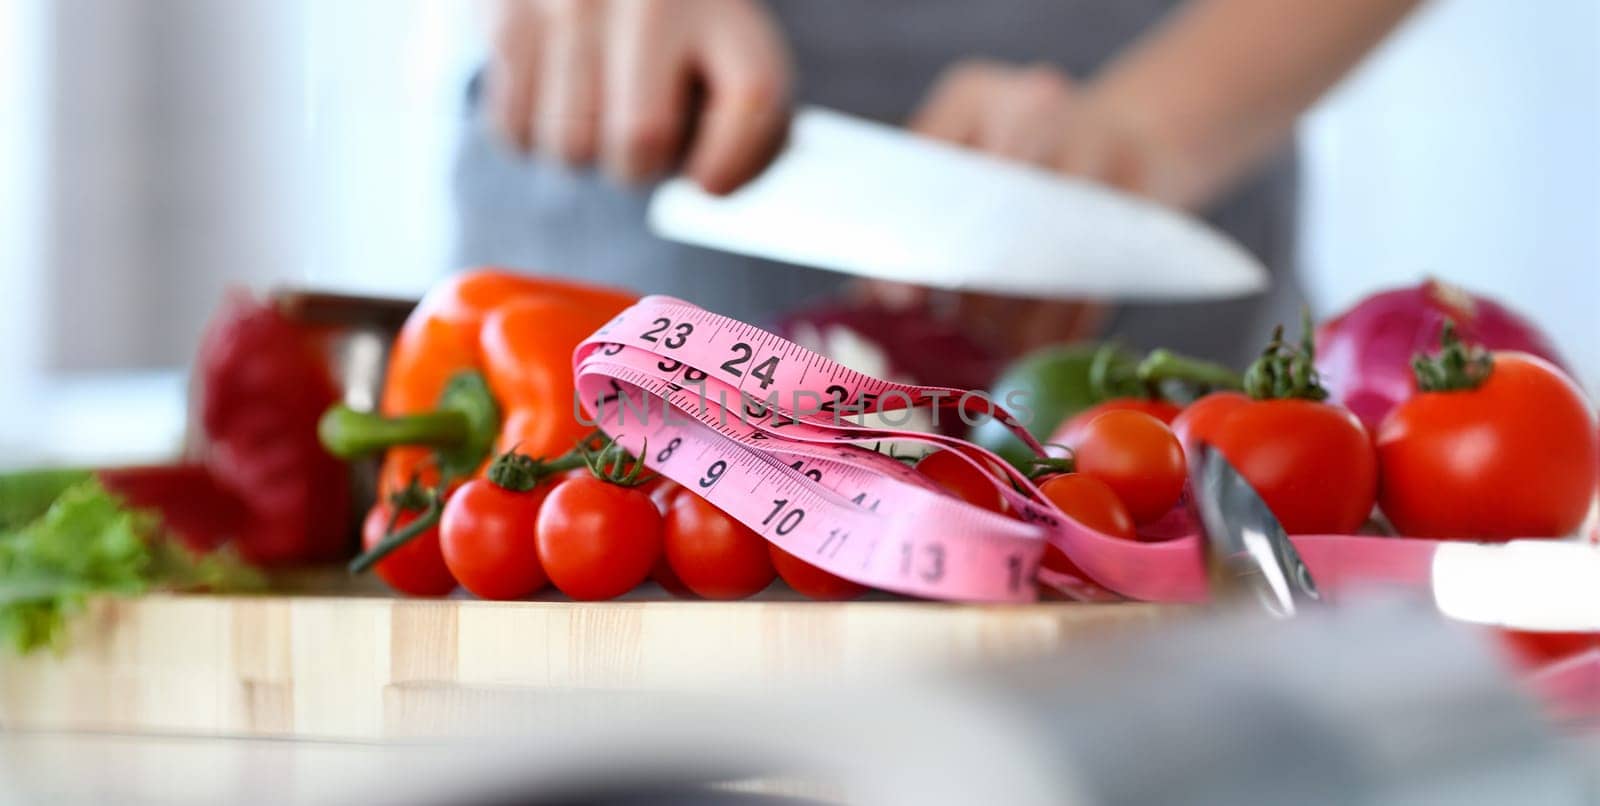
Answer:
top-left (321, 268), bottom-right (636, 497)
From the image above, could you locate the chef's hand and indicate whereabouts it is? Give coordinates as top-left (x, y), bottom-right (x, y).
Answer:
top-left (486, 0), bottom-right (792, 194)
top-left (910, 60), bottom-right (1166, 200)
top-left (866, 61), bottom-right (1123, 357)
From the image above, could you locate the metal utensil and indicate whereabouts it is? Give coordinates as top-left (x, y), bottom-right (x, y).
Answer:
top-left (649, 107), bottom-right (1269, 301)
top-left (1191, 442), bottom-right (1600, 633)
top-left (1190, 442), bottom-right (1320, 617)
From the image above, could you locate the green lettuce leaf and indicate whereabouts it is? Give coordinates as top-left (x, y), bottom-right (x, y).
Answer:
top-left (0, 480), bottom-right (262, 654)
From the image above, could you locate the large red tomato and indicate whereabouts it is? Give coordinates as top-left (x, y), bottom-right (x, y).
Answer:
top-left (1183, 395), bottom-right (1377, 535)
top-left (1170, 391), bottom-right (1249, 456)
top-left (1377, 352), bottom-right (1598, 539)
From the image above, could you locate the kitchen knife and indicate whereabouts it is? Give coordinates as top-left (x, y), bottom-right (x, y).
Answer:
top-left (648, 106), bottom-right (1269, 301)
top-left (1192, 443), bottom-right (1600, 632)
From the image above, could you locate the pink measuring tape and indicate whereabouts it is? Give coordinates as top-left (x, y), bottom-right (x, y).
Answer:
top-left (571, 296), bottom-right (1506, 604)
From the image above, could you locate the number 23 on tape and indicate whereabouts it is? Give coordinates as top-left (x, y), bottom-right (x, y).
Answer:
top-left (572, 296), bottom-right (1132, 603)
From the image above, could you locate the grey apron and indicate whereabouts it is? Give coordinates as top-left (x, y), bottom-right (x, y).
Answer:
top-left (452, 0), bottom-right (1302, 367)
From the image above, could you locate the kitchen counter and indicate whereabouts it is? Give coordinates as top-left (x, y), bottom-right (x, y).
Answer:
top-left (0, 583), bottom-right (1179, 741)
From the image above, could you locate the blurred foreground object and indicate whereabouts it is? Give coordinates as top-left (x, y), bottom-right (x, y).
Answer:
top-left (0, 598), bottom-right (1587, 803)
top-left (336, 601), bottom-right (1586, 806)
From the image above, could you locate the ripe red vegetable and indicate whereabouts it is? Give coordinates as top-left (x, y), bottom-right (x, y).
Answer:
top-left (915, 449), bottom-right (1007, 513)
top-left (1376, 325), bottom-right (1598, 539)
top-left (1204, 401), bottom-right (1376, 534)
top-left (440, 452), bottom-right (551, 600)
top-left (1498, 630), bottom-right (1600, 669)
top-left (664, 493), bottom-right (776, 600)
top-left (535, 447), bottom-right (663, 601)
top-left (363, 500), bottom-right (455, 597)
top-left (769, 544), bottom-right (868, 600)
top-left (777, 302), bottom-right (1004, 395)
top-left (1037, 473), bottom-right (1136, 577)
top-left (1314, 279), bottom-right (1567, 432)
top-left (104, 292), bottom-right (356, 565)
top-left (1050, 398), bottom-right (1182, 449)
top-left (1169, 391), bottom-right (1249, 457)
top-left (1070, 410), bottom-right (1186, 525)
top-left (645, 480), bottom-right (694, 595)
top-left (1182, 320), bottom-right (1378, 535)
top-left (649, 480), bottom-right (684, 514)
top-left (649, 552), bottom-right (695, 598)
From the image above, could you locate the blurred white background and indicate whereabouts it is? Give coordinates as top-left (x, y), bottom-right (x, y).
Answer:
top-left (1, 0), bottom-right (1596, 464)
top-left (1299, 0), bottom-right (1599, 391)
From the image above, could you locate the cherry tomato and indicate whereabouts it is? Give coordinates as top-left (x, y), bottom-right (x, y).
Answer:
top-left (1037, 473), bottom-right (1136, 576)
top-left (1377, 353), bottom-right (1598, 539)
top-left (1051, 398), bottom-right (1182, 448)
top-left (440, 478), bottom-right (550, 600)
top-left (645, 482), bottom-right (694, 596)
top-left (1071, 410), bottom-right (1186, 524)
top-left (663, 492), bottom-right (776, 599)
top-left (650, 479), bottom-right (684, 514)
top-left (769, 543), bottom-right (868, 600)
top-left (915, 449), bottom-right (1006, 513)
top-left (1170, 391), bottom-right (1249, 456)
top-left (536, 476), bottom-right (662, 600)
top-left (1187, 396), bottom-right (1377, 535)
top-left (362, 503), bottom-right (456, 597)
top-left (649, 552), bottom-right (695, 597)
top-left (1497, 629), bottom-right (1599, 669)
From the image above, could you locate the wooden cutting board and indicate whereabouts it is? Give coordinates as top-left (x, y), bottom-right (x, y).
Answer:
top-left (0, 582), bottom-right (1179, 741)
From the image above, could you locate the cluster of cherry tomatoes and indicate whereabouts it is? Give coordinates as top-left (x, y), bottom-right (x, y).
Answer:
top-left (916, 408), bottom-right (1184, 563)
top-left (363, 440), bottom-right (867, 601)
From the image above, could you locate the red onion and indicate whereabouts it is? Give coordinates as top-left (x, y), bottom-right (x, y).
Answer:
top-left (776, 301), bottom-right (1005, 438)
top-left (1314, 278), bottom-right (1569, 432)
top-left (776, 302), bottom-right (1003, 393)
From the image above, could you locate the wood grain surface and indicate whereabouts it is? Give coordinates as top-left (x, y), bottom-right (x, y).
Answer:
top-left (0, 587), bottom-right (1179, 741)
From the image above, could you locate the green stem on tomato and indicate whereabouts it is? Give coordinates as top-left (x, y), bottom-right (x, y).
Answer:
top-left (1025, 444), bottom-right (1077, 480)
top-left (486, 446), bottom-right (591, 492)
top-left (1242, 309), bottom-right (1329, 401)
top-left (1412, 319), bottom-right (1493, 392)
top-left (348, 496), bottom-right (442, 575)
top-left (351, 430), bottom-right (605, 577)
top-left (1087, 343), bottom-right (1140, 401)
top-left (1136, 349), bottom-right (1242, 391)
top-left (583, 436), bottom-right (657, 488)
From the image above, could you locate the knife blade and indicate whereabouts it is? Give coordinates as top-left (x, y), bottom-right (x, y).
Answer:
top-left (648, 107), bottom-right (1269, 301)
top-left (1192, 442), bottom-right (1600, 632)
